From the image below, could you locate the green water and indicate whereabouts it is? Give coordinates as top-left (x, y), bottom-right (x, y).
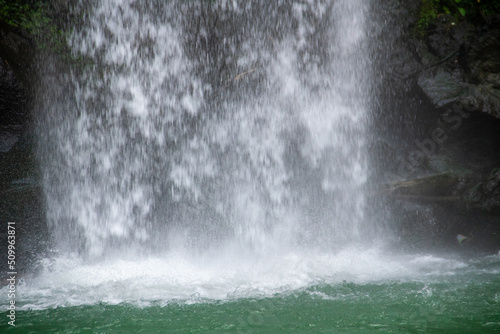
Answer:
top-left (2, 264), bottom-right (500, 333)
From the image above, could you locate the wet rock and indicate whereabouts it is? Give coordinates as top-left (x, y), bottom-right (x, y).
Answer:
top-left (467, 27), bottom-right (500, 117)
top-left (417, 16), bottom-right (500, 118)
top-left (484, 169), bottom-right (500, 194)
top-left (464, 168), bottom-right (500, 213)
top-left (0, 59), bottom-right (27, 153)
top-left (387, 170), bottom-right (500, 253)
top-left (385, 163), bottom-right (500, 216)
top-left (418, 69), bottom-right (465, 107)
top-left (0, 22), bottom-right (46, 274)
top-left (427, 14), bottom-right (475, 60)
top-left (0, 22), bottom-right (34, 87)
top-left (372, 1), bottom-right (500, 253)
top-left (386, 173), bottom-right (460, 200)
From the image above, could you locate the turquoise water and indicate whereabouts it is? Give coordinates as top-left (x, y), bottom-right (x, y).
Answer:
top-left (2, 252), bottom-right (500, 333)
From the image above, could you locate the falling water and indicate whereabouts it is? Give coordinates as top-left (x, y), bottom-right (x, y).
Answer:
top-left (16, 0), bottom-right (407, 309)
top-left (40, 0), bottom-right (372, 258)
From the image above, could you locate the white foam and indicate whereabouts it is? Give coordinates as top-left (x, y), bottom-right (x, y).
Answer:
top-left (1, 246), bottom-right (476, 310)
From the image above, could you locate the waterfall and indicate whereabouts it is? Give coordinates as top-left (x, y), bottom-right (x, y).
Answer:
top-left (8, 2), bottom-right (499, 325)
top-left (40, 0), bottom-right (372, 259)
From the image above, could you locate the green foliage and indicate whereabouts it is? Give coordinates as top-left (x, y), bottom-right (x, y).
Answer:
top-left (416, 0), bottom-right (439, 37)
top-left (416, 0), bottom-right (500, 37)
top-left (0, 0), bottom-right (40, 30)
top-left (0, 0), bottom-right (87, 67)
top-left (0, 0), bottom-right (60, 49)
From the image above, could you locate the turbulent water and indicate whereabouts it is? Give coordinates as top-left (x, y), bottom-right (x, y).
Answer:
top-left (2, 254), bottom-right (500, 332)
top-left (2, 0), bottom-right (500, 333)
top-left (40, 0), bottom-right (372, 257)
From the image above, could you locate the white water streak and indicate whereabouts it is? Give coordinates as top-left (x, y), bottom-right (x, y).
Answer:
top-left (43, 0), bottom-right (371, 260)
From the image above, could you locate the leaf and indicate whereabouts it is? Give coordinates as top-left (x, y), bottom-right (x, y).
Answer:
top-left (458, 7), bottom-right (466, 16)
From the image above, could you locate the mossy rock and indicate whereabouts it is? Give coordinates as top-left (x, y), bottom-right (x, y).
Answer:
top-left (386, 173), bottom-right (460, 199)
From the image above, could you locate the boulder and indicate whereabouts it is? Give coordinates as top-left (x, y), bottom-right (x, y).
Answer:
top-left (417, 16), bottom-right (500, 118)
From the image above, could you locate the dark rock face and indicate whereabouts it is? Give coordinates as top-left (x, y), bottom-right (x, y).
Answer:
top-left (418, 16), bottom-right (500, 118)
top-left (0, 25), bottom-right (47, 277)
top-left (0, 22), bottom-right (34, 87)
top-left (412, 12), bottom-right (500, 213)
top-left (466, 169), bottom-right (500, 213)
top-left (0, 48), bottom-right (35, 185)
top-left (373, 1), bottom-right (500, 253)
top-left (0, 60), bottom-right (27, 153)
